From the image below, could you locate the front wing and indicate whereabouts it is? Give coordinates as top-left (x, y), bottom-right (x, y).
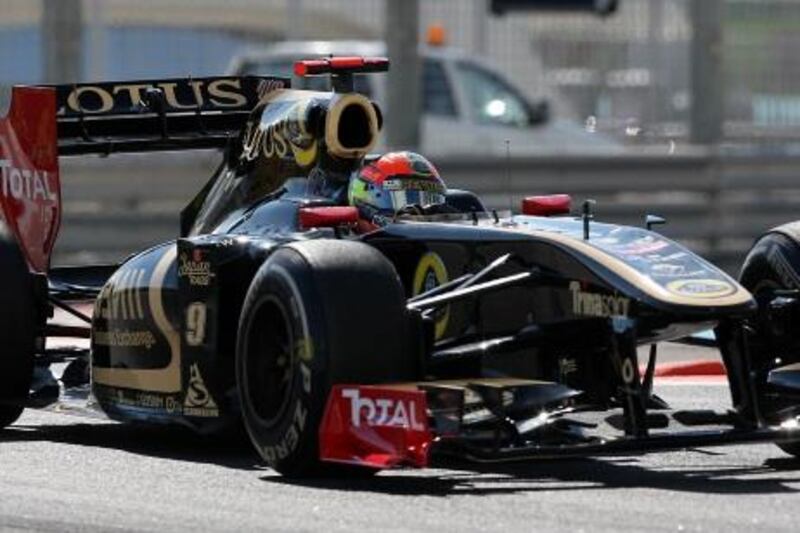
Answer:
top-left (318, 378), bottom-right (800, 470)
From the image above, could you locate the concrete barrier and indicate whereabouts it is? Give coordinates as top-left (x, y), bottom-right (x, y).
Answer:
top-left (53, 150), bottom-right (800, 275)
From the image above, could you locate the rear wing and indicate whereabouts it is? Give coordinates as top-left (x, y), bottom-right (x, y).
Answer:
top-left (52, 76), bottom-right (289, 155)
top-left (1, 76), bottom-right (288, 272)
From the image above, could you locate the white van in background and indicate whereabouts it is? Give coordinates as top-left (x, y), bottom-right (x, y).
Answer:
top-left (228, 40), bottom-right (622, 156)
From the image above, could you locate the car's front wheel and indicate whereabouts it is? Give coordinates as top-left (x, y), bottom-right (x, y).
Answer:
top-left (740, 226), bottom-right (800, 457)
top-left (236, 240), bottom-right (416, 477)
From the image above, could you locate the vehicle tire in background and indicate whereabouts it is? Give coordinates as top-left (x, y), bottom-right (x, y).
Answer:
top-left (0, 223), bottom-right (36, 429)
top-left (740, 224), bottom-right (800, 457)
top-left (236, 240), bottom-right (415, 477)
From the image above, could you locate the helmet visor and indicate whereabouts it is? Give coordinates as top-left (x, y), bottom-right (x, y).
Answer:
top-left (388, 189), bottom-right (446, 209)
top-left (383, 177), bottom-right (446, 210)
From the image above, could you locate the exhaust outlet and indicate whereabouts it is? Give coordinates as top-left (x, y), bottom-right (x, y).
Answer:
top-left (325, 93), bottom-right (380, 159)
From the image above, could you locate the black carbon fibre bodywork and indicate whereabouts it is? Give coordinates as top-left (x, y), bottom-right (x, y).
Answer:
top-left (45, 73), bottom-right (779, 452)
top-left (6, 70), bottom-right (800, 470)
top-left (89, 186), bottom-right (757, 433)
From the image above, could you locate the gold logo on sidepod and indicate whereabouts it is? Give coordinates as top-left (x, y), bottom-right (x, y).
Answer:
top-left (413, 252), bottom-right (450, 340)
top-left (666, 279), bottom-right (735, 298)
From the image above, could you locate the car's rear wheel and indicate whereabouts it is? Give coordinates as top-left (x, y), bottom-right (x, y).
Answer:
top-left (236, 240), bottom-right (416, 477)
top-left (740, 227), bottom-right (800, 456)
top-left (0, 224), bottom-right (36, 429)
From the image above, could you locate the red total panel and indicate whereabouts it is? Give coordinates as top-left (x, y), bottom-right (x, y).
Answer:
top-left (0, 86), bottom-right (61, 272)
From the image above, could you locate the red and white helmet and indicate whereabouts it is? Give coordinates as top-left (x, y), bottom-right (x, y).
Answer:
top-left (348, 152), bottom-right (447, 216)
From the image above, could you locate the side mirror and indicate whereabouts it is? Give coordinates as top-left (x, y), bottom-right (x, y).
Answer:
top-left (522, 194), bottom-right (571, 216)
top-left (527, 99), bottom-right (550, 126)
top-left (645, 214), bottom-right (667, 231)
top-left (298, 206), bottom-right (359, 229)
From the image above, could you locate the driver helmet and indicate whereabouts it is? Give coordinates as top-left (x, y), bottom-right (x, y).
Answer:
top-left (348, 152), bottom-right (447, 218)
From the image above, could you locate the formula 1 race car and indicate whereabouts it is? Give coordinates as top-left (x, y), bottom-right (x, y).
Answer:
top-left (3, 57), bottom-right (800, 477)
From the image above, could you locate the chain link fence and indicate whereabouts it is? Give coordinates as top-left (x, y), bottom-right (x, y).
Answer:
top-left (3, 0), bottom-right (800, 266)
top-left (2, 0), bottom-right (800, 147)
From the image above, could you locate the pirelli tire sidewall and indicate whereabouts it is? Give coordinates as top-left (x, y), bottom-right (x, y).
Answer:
top-left (236, 240), bottom-right (413, 476)
top-left (740, 229), bottom-right (800, 445)
top-left (0, 223), bottom-right (36, 429)
top-left (740, 229), bottom-right (800, 363)
top-left (740, 229), bottom-right (800, 295)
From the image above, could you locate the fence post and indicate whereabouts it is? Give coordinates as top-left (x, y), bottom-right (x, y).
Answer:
top-left (42, 0), bottom-right (84, 83)
top-left (385, 0), bottom-right (421, 150)
top-left (689, 0), bottom-right (723, 145)
top-left (286, 0), bottom-right (304, 40)
top-left (473, 0), bottom-right (489, 56)
top-left (690, 0), bottom-right (723, 265)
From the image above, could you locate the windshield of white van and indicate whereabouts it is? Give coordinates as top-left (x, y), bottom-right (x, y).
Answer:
top-left (455, 61), bottom-right (532, 127)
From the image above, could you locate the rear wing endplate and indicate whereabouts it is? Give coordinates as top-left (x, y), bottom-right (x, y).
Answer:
top-left (1, 76), bottom-right (288, 272)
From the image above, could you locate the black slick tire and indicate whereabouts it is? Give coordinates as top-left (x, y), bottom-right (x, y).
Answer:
top-left (740, 228), bottom-right (800, 457)
top-left (235, 240), bottom-right (415, 477)
top-left (0, 224), bottom-right (36, 429)
top-left (740, 228), bottom-right (800, 299)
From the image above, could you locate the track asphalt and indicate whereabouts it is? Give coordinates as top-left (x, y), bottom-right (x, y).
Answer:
top-left (3, 379), bottom-right (800, 532)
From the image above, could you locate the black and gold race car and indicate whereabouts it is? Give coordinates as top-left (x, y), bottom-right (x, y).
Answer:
top-left (3, 57), bottom-right (800, 476)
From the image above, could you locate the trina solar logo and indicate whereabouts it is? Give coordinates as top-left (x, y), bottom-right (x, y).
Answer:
top-left (0, 158), bottom-right (57, 201)
top-left (569, 281), bottom-right (631, 318)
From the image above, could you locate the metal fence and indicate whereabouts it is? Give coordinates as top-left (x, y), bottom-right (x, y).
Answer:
top-left (4, 0), bottom-right (800, 145)
top-left (3, 0), bottom-right (800, 274)
top-left (52, 151), bottom-right (800, 275)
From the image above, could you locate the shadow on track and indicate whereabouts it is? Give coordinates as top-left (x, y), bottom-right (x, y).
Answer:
top-left (0, 421), bottom-right (262, 471)
top-left (5, 419), bottom-right (800, 496)
top-left (265, 455), bottom-right (800, 497)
